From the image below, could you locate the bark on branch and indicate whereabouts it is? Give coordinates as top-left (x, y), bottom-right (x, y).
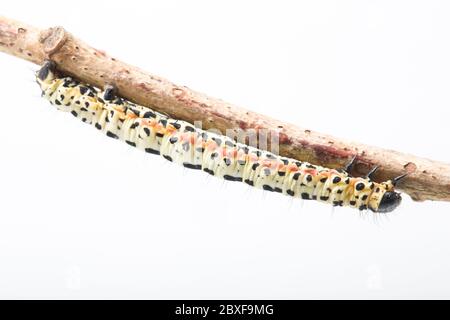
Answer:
top-left (1, 16), bottom-right (449, 202)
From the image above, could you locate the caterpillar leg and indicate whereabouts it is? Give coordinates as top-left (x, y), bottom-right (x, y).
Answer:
top-left (393, 173), bottom-right (408, 186)
top-left (340, 154), bottom-right (357, 174)
top-left (102, 84), bottom-right (126, 106)
top-left (103, 84), bottom-right (116, 101)
top-left (364, 166), bottom-right (379, 179)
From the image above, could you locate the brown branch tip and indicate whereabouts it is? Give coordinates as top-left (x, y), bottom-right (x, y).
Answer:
top-left (1, 16), bottom-right (449, 202)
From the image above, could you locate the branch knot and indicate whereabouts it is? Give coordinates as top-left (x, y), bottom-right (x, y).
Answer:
top-left (39, 26), bottom-right (67, 57)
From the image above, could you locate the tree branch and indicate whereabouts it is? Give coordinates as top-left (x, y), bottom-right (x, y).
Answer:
top-left (1, 16), bottom-right (449, 202)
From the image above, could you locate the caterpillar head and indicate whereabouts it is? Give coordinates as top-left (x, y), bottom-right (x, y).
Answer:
top-left (377, 190), bottom-right (402, 213)
top-left (369, 174), bottom-right (407, 213)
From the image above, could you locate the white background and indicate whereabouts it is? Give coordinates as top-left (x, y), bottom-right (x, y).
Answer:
top-left (1, 0), bottom-right (450, 299)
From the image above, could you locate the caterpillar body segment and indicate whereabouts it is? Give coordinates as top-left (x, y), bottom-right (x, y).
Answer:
top-left (36, 62), bottom-right (403, 213)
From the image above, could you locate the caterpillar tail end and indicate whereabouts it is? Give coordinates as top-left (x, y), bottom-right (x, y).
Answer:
top-left (37, 60), bottom-right (56, 81)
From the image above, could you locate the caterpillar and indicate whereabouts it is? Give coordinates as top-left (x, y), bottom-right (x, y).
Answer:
top-left (36, 61), bottom-right (406, 213)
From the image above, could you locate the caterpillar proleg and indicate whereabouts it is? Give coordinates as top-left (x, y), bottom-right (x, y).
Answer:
top-left (36, 61), bottom-right (406, 213)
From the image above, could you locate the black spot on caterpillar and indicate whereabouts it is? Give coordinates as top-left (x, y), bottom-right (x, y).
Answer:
top-left (36, 61), bottom-right (406, 213)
